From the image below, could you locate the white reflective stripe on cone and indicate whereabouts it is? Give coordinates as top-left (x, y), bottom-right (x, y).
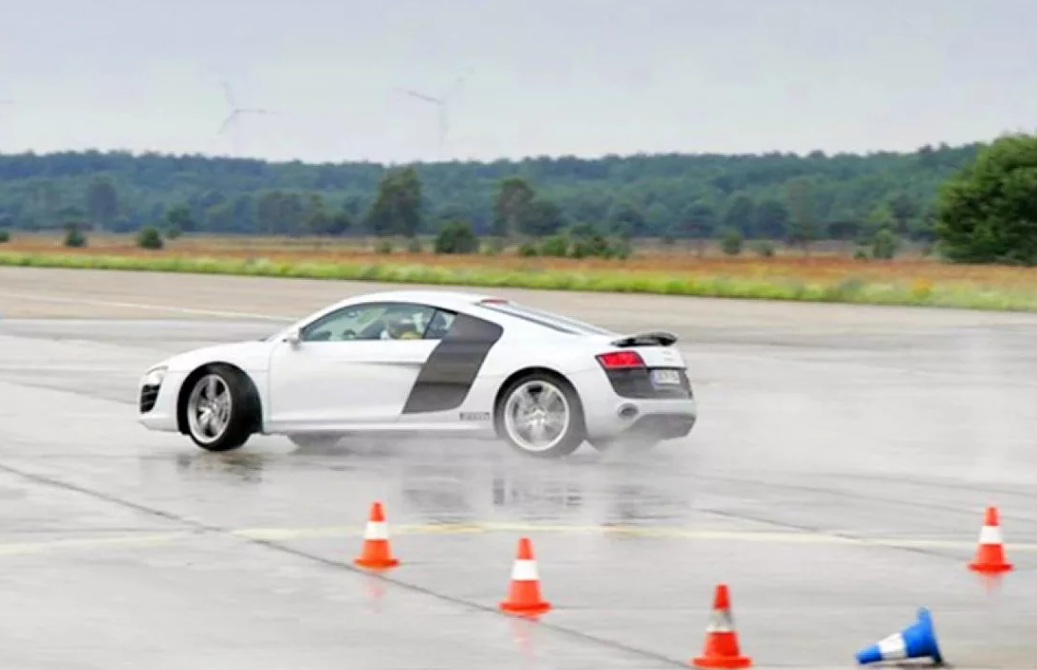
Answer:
top-left (979, 525), bottom-right (1003, 545)
top-left (877, 633), bottom-right (907, 660)
top-left (511, 559), bottom-right (539, 581)
top-left (705, 609), bottom-right (734, 633)
top-left (365, 521), bottom-right (389, 540)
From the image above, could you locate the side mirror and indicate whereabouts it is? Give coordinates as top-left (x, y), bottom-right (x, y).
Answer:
top-left (284, 328), bottom-right (301, 347)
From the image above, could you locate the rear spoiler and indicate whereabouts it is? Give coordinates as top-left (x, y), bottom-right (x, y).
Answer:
top-left (609, 330), bottom-right (678, 347)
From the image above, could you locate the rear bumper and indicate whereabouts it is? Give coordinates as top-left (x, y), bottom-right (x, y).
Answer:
top-left (572, 366), bottom-right (697, 442)
top-left (583, 393), bottom-right (697, 442)
top-left (618, 411), bottom-right (696, 441)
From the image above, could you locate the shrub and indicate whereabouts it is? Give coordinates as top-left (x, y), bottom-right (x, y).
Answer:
top-left (136, 226), bottom-right (164, 250)
top-left (719, 228), bottom-right (743, 255)
top-left (934, 132), bottom-right (1037, 264)
top-left (871, 228), bottom-right (899, 259)
top-left (570, 234), bottom-right (612, 259)
top-left (433, 221), bottom-right (479, 254)
top-left (376, 239), bottom-right (393, 254)
top-left (64, 228), bottom-right (87, 248)
top-left (406, 237), bottom-right (422, 253)
top-left (753, 241), bottom-right (774, 257)
top-left (539, 234), bottom-right (570, 257)
top-left (485, 236), bottom-right (506, 255)
top-left (517, 242), bottom-right (538, 257)
top-left (611, 239), bottom-right (633, 260)
top-left (0, 230), bottom-right (9, 244)
top-left (568, 240), bottom-right (589, 259)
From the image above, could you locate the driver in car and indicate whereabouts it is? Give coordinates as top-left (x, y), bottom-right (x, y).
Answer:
top-left (379, 312), bottom-right (422, 340)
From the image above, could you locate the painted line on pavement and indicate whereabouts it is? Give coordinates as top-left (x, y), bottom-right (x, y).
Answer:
top-left (0, 291), bottom-right (296, 322)
top-left (0, 532), bottom-right (194, 557)
top-left (230, 521), bottom-right (1037, 551)
top-left (4, 522), bottom-right (1034, 559)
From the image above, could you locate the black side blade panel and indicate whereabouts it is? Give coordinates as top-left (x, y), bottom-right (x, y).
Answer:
top-left (402, 314), bottom-right (504, 414)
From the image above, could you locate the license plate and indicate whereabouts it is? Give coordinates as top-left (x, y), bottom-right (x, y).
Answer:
top-left (650, 369), bottom-right (681, 386)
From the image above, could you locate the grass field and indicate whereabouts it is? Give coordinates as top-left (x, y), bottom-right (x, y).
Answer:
top-left (2, 232), bottom-right (1037, 313)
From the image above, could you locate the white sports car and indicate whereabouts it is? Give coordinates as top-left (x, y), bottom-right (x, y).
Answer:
top-left (137, 289), bottom-right (697, 458)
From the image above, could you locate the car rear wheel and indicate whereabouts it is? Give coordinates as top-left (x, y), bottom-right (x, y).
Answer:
top-left (183, 365), bottom-right (257, 452)
top-left (495, 372), bottom-right (585, 458)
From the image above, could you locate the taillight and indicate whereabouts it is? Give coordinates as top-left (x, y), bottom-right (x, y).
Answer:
top-left (596, 350), bottom-right (645, 369)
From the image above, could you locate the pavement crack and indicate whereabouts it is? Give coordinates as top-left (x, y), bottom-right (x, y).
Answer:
top-left (0, 461), bottom-right (690, 668)
top-left (692, 502), bottom-right (970, 563)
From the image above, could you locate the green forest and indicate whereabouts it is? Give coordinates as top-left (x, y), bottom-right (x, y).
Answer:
top-left (0, 141), bottom-right (985, 246)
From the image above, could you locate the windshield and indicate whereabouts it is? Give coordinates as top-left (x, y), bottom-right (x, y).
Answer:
top-left (477, 301), bottom-right (615, 336)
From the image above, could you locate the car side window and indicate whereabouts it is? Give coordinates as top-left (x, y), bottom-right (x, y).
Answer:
top-left (423, 309), bottom-right (457, 340)
top-left (300, 302), bottom-right (440, 342)
top-left (301, 303), bottom-right (384, 342)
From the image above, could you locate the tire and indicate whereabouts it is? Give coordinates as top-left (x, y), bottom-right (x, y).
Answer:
top-left (181, 364), bottom-right (258, 452)
top-left (494, 371), bottom-right (586, 458)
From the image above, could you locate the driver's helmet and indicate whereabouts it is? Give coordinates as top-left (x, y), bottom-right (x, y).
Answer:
top-left (384, 311), bottom-right (421, 339)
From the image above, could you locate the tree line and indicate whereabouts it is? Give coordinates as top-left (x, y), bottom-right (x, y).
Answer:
top-left (0, 143), bottom-right (984, 252)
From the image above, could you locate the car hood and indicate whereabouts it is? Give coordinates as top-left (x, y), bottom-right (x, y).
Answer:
top-left (156, 340), bottom-right (276, 373)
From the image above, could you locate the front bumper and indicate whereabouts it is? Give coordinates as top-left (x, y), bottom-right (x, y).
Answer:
top-left (136, 369), bottom-right (184, 432)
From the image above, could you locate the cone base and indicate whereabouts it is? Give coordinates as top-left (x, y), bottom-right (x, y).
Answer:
top-left (354, 557), bottom-right (400, 569)
top-left (499, 600), bottom-right (551, 614)
top-left (691, 655), bottom-right (752, 669)
top-left (969, 560), bottom-right (1012, 573)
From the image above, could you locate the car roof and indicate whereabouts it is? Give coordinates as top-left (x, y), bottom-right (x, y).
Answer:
top-left (342, 289), bottom-right (620, 337)
top-left (276, 288), bottom-right (616, 340)
top-left (341, 289), bottom-right (499, 310)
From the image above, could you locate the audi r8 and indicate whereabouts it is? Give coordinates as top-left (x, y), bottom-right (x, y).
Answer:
top-left (137, 289), bottom-right (697, 458)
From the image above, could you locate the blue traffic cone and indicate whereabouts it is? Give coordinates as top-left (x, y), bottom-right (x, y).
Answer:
top-left (856, 607), bottom-right (943, 665)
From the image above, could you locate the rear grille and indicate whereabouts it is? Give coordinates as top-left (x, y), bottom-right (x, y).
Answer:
top-left (604, 368), bottom-right (692, 399)
top-left (139, 384), bottom-right (160, 413)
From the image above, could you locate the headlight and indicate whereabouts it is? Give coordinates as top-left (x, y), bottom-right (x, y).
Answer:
top-left (142, 366), bottom-right (167, 387)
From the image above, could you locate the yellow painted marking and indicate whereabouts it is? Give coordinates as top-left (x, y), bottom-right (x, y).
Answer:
top-left (2, 522), bottom-right (1036, 558)
top-left (0, 532), bottom-right (193, 557)
top-left (230, 521), bottom-right (1037, 552)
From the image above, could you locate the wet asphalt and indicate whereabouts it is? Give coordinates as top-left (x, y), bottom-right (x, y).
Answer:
top-left (2, 269), bottom-right (1037, 669)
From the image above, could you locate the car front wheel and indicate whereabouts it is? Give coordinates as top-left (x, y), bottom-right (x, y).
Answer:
top-left (495, 372), bottom-right (585, 458)
top-left (182, 365), bottom-right (257, 452)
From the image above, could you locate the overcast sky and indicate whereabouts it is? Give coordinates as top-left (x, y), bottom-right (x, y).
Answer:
top-left (0, 0), bottom-right (1033, 165)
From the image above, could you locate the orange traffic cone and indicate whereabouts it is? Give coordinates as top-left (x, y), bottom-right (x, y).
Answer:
top-left (691, 583), bottom-right (752, 669)
top-left (968, 506), bottom-right (1013, 573)
top-left (353, 501), bottom-right (400, 569)
top-left (499, 537), bottom-right (551, 615)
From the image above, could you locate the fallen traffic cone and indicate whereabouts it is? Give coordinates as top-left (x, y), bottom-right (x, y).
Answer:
top-left (353, 501), bottom-right (399, 569)
top-left (499, 537), bottom-right (551, 615)
top-left (855, 607), bottom-right (943, 666)
top-left (968, 506), bottom-right (1013, 573)
top-left (691, 583), bottom-right (752, 669)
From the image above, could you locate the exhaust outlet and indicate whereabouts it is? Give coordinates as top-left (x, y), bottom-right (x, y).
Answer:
top-left (618, 404), bottom-right (639, 419)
